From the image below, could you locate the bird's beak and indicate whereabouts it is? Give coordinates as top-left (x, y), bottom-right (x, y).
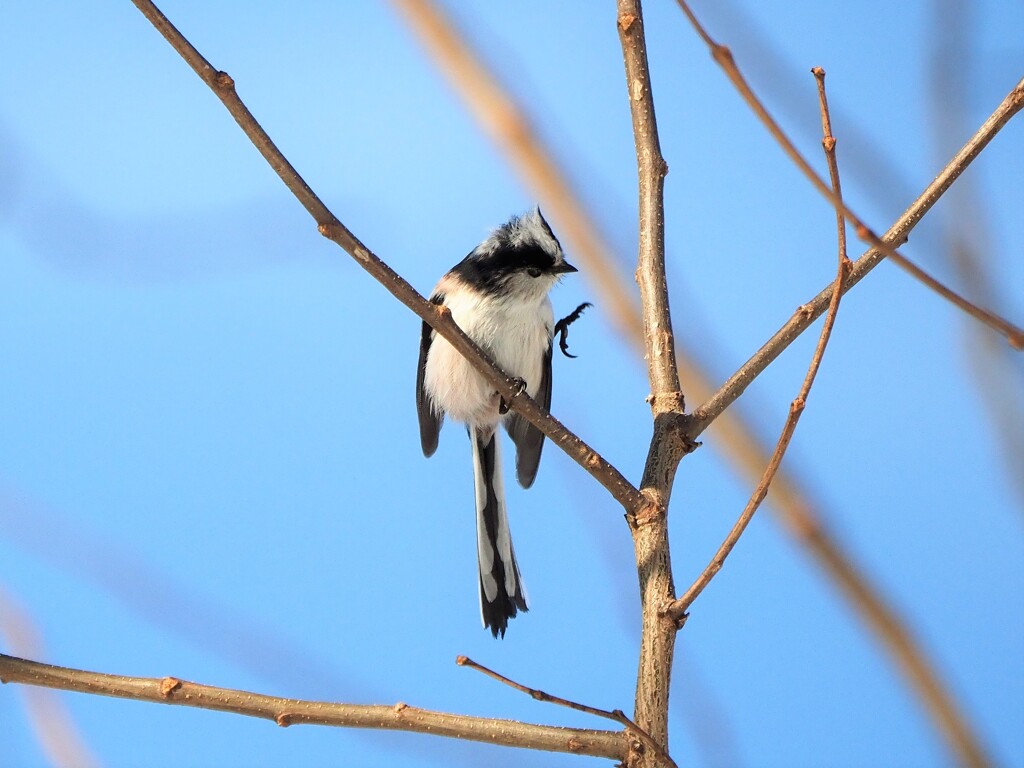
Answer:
top-left (553, 261), bottom-right (578, 274)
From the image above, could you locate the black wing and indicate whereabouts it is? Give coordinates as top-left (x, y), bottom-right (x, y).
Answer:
top-left (416, 302), bottom-right (444, 456)
top-left (505, 340), bottom-right (552, 488)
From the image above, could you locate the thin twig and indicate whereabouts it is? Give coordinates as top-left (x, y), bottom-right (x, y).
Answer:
top-left (689, 75), bottom-right (1024, 438)
top-left (457, 656), bottom-right (677, 768)
top-left (617, 1), bottom-right (680, 762)
top-left (387, 8), bottom-right (993, 763)
top-left (0, 654), bottom-right (625, 760)
top-left (128, 0), bottom-right (643, 513)
top-left (674, 0), bottom-right (1024, 349)
top-left (668, 66), bottom-right (851, 619)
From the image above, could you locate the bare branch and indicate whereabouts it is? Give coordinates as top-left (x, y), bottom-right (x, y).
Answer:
top-left (674, 0), bottom-right (1024, 348)
top-left (128, 0), bottom-right (643, 512)
top-left (458, 656), bottom-right (677, 768)
top-left (689, 75), bottom-right (1024, 438)
top-left (0, 654), bottom-right (625, 760)
top-left (616, 12), bottom-right (681, 405)
top-left (617, 2), bottom-right (680, 763)
top-left (668, 66), bottom-right (851, 620)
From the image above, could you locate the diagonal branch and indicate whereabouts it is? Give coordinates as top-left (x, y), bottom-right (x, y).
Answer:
top-left (458, 656), bottom-right (677, 768)
top-left (668, 65), bottom-right (851, 622)
top-left (128, 0), bottom-right (643, 513)
top-left (674, 0), bottom-right (1024, 348)
top-left (679, 57), bottom-right (999, 768)
top-left (689, 75), bottom-right (1024, 439)
top-left (0, 654), bottom-right (625, 760)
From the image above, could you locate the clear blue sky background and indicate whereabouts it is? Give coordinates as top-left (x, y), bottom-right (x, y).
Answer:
top-left (1, 2), bottom-right (1022, 767)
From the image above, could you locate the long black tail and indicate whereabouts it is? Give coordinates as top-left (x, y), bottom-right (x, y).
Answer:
top-left (471, 429), bottom-right (528, 637)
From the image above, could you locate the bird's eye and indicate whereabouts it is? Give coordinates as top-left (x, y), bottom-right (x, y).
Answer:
top-left (527, 267), bottom-right (542, 278)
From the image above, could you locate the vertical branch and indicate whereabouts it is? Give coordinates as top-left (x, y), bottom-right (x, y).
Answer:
top-left (617, 6), bottom-right (680, 404)
top-left (617, 2), bottom-right (683, 764)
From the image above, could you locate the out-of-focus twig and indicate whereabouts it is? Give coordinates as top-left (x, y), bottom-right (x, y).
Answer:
top-left (458, 656), bottom-right (677, 768)
top-left (0, 588), bottom-right (100, 768)
top-left (668, 66), bottom-right (850, 621)
top-left (674, 0), bottom-right (1024, 349)
top-left (929, 0), bottom-right (1024, 507)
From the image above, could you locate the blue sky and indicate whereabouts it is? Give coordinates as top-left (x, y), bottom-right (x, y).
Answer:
top-left (1, 2), bottom-right (1022, 766)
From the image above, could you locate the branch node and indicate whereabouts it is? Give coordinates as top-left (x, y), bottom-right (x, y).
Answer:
top-left (213, 70), bottom-right (235, 91)
top-left (630, 494), bottom-right (665, 529)
top-left (566, 736), bottom-right (584, 753)
top-left (711, 44), bottom-right (734, 67)
top-left (393, 701), bottom-right (409, 714)
top-left (275, 712), bottom-right (293, 727)
top-left (159, 677), bottom-right (182, 698)
top-left (790, 396), bottom-right (806, 414)
top-left (618, 13), bottom-right (637, 32)
top-left (647, 390), bottom-right (685, 414)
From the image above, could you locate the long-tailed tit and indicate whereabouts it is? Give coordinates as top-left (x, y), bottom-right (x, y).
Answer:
top-left (416, 208), bottom-right (577, 637)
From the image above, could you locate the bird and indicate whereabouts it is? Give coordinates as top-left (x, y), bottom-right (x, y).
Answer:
top-left (416, 208), bottom-right (577, 637)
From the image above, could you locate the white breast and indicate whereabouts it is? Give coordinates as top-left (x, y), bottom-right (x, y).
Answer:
top-left (424, 286), bottom-right (554, 429)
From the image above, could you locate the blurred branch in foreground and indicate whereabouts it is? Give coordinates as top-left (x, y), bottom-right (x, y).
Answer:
top-left (929, 0), bottom-right (1024, 508)
top-left (0, 587), bottom-right (100, 768)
